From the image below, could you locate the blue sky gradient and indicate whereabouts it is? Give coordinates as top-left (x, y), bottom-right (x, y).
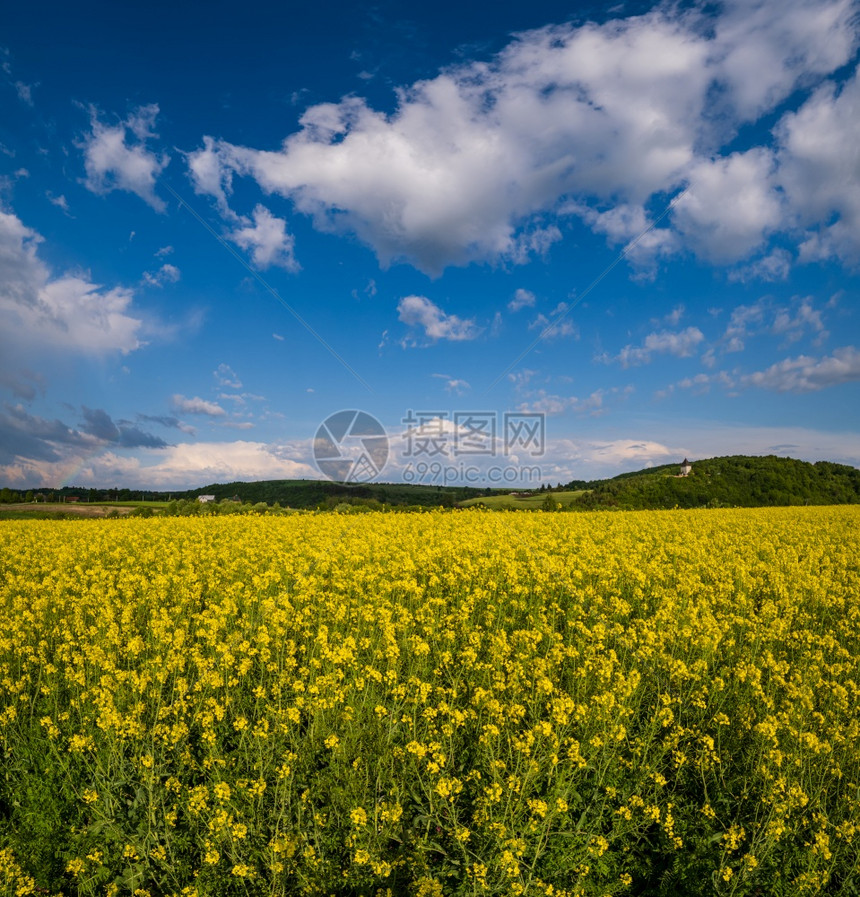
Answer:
top-left (1, 0), bottom-right (859, 488)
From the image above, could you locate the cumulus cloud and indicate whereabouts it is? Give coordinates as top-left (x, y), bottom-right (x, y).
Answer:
top-left (171, 394), bottom-right (226, 416)
top-left (722, 295), bottom-right (828, 353)
top-left (671, 149), bottom-right (783, 263)
top-left (79, 104), bottom-right (169, 210)
top-left (571, 201), bottom-right (680, 269)
top-left (728, 248), bottom-right (793, 282)
top-left (137, 413), bottom-right (196, 435)
top-left (664, 305), bottom-right (685, 326)
top-left (775, 63), bottom-right (860, 264)
top-left (538, 437), bottom-right (682, 477)
top-left (603, 327), bottom-right (705, 367)
top-left (46, 192), bottom-right (71, 214)
top-left (0, 369), bottom-right (43, 401)
top-left (528, 302), bottom-right (579, 340)
top-left (0, 437), bottom-right (318, 489)
top-left (0, 209), bottom-right (144, 368)
top-left (656, 370), bottom-right (736, 399)
top-left (508, 288), bottom-right (536, 313)
top-left (0, 403), bottom-right (93, 465)
top-left (397, 295), bottom-right (480, 343)
top-left (431, 373), bottom-right (471, 394)
top-left (187, 10), bottom-right (713, 272)
top-left (771, 298), bottom-right (827, 345)
top-left (517, 388), bottom-right (610, 416)
top-left (142, 263), bottom-right (180, 287)
top-left (80, 406), bottom-right (120, 442)
top-left (80, 407), bottom-right (168, 448)
top-left (742, 346), bottom-right (860, 392)
top-left (14, 81), bottom-right (35, 106)
top-left (230, 205), bottom-right (299, 271)
top-left (711, 0), bottom-right (858, 121)
top-left (214, 363), bottom-right (242, 389)
top-left (130, 440), bottom-right (316, 487)
top-left (186, 0), bottom-right (859, 272)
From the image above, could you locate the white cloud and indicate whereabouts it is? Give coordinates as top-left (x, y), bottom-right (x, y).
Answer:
top-left (728, 248), bottom-right (793, 282)
top-left (0, 439), bottom-right (317, 489)
top-left (230, 205), bottom-right (299, 271)
top-left (508, 288), bottom-right (536, 313)
top-left (142, 263), bottom-right (180, 287)
top-left (517, 388), bottom-right (610, 416)
top-left (397, 295), bottom-right (480, 343)
top-left (431, 373), bottom-right (471, 394)
top-left (571, 201), bottom-right (680, 269)
top-left (664, 305), bottom-right (685, 326)
top-left (0, 209), bottom-right (143, 366)
top-left (188, 9), bottom-right (711, 272)
top-left (671, 149), bottom-right (783, 262)
top-left (46, 192), bottom-right (71, 214)
top-left (771, 298), bottom-right (827, 345)
top-left (171, 394), bottom-right (226, 416)
top-left (525, 437), bottom-right (682, 480)
top-left (79, 104), bottom-right (169, 210)
top-left (742, 346), bottom-right (860, 392)
top-left (722, 295), bottom-right (828, 353)
top-left (542, 421), bottom-right (860, 480)
top-left (528, 302), bottom-right (579, 340)
top-left (604, 327), bottom-right (705, 367)
top-left (14, 81), bottom-right (35, 105)
top-left (775, 63), bottom-right (860, 264)
top-left (186, 0), bottom-right (859, 273)
top-left (657, 370), bottom-right (737, 399)
top-left (507, 369), bottom-right (539, 393)
top-left (711, 0), bottom-right (858, 121)
top-left (186, 135), bottom-right (234, 212)
top-left (214, 363), bottom-right (242, 389)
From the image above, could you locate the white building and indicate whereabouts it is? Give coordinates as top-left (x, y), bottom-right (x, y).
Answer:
top-left (197, 494), bottom-right (216, 503)
top-left (680, 459), bottom-right (692, 477)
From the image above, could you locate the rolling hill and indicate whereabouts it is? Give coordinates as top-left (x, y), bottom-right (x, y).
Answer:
top-left (567, 454), bottom-right (860, 510)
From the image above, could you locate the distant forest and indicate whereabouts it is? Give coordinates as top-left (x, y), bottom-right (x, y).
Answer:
top-left (1, 454), bottom-right (859, 511)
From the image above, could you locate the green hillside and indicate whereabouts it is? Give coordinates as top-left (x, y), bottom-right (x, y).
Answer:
top-left (569, 455), bottom-right (860, 510)
top-left (459, 490), bottom-right (587, 509)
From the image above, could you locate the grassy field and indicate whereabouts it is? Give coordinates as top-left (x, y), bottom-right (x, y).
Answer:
top-left (1, 507), bottom-right (859, 896)
top-left (0, 501), bottom-right (170, 519)
top-left (459, 490), bottom-right (587, 509)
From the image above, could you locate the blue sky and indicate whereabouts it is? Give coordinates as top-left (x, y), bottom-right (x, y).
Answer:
top-left (1, 0), bottom-right (859, 489)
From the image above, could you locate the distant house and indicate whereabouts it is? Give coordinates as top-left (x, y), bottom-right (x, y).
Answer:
top-left (680, 458), bottom-right (692, 477)
top-left (197, 495), bottom-right (216, 503)
top-left (66, 496), bottom-right (80, 503)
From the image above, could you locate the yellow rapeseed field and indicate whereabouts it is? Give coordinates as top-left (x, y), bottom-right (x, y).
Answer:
top-left (1, 507), bottom-right (859, 896)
